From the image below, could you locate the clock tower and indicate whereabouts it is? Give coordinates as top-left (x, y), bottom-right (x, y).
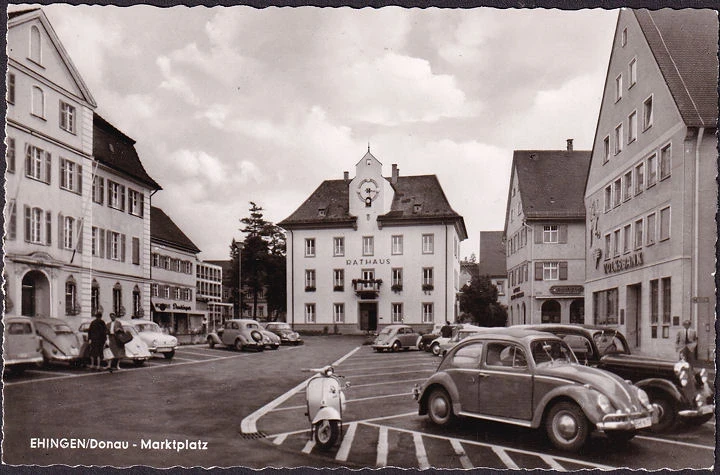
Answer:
top-left (348, 150), bottom-right (395, 222)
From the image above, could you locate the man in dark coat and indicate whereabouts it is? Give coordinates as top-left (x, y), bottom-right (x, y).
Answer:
top-left (88, 312), bottom-right (107, 370)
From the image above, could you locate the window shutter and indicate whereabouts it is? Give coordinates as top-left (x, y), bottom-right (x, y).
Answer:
top-left (121, 234), bottom-right (126, 262)
top-left (77, 164), bottom-right (83, 195)
top-left (99, 228), bottom-right (105, 258)
top-left (76, 219), bottom-right (83, 253)
top-left (58, 213), bottom-right (64, 248)
top-left (106, 229), bottom-right (112, 258)
top-left (59, 159), bottom-right (65, 188)
top-left (45, 211), bottom-right (52, 245)
top-left (44, 152), bottom-right (51, 184)
top-left (534, 262), bottom-right (543, 281)
top-left (107, 183), bottom-right (112, 206)
top-left (24, 205), bottom-right (31, 242)
top-left (534, 226), bottom-right (543, 244)
top-left (25, 144), bottom-right (31, 176)
top-left (9, 201), bottom-right (16, 240)
top-left (559, 262), bottom-right (568, 280)
top-left (121, 186), bottom-right (126, 211)
top-left (558, 225), bottom-right (568, 244)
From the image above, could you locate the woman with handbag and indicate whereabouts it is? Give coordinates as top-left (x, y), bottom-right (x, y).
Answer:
top-left (107, 313), bottom-right (126, 372)
top-left (88, 311), bottom-right (107, 371)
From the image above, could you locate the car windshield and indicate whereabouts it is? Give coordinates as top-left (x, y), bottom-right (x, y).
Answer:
top-left (245, 323), bottom-right (260, 329)
top-left (7, 322), bottom-right (33, 335)
top-left (269, 323), bottom-right (292, 330)
top-left (136, 323), bottom-right (162, 333)
top-left (530, 339), bottom-right (577, 366)
top-left (592, 330), bottom-right (628, 355)
top-left (52, 324), bottom-right (74, 334)
top-left (379, 327), bottom-right (393, 335)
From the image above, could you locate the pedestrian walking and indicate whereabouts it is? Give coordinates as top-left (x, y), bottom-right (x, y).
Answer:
top-left (675, 318), bottom-right (698, 363)
top-left (107, 313), bottom-right (126, 372)
top-left (88, 311), bottom-right (107, 371)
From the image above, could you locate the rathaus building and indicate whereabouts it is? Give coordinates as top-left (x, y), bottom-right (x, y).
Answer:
top-left (279, 151), bottom-right (467, 334)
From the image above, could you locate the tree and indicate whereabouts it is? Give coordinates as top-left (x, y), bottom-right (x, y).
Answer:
top-left (236, 202), bottom-right (287, 319)
top-left (228, 239), bottom-right (243, 318)
top-left (457, 268), bottom-right (507, 327)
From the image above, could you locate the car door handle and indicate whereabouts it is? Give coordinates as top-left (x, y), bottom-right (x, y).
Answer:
top-left (477, 372), bottom-right (489, 378)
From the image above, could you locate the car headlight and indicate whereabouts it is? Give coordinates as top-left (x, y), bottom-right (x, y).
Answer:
top-left (695, 394), bottom-right (706, 407)
top-left (636, 388), bottom-right (651, 408)
top-left (699, 368), bottom-right (708, 384)
top-left (597, 393), bottom-right (613, 413)
top-left (152, 339), bottom-right (157, 347)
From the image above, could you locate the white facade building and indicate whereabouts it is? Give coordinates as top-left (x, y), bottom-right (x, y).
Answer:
top-left (279, 151), bottom-right (467, 333)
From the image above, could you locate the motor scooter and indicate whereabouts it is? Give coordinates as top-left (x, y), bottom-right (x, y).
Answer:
top-left (303, 365), bottom-right (350, 450)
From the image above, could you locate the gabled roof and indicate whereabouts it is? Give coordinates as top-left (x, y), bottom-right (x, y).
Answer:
top-left (477, 231), bottom-right (506, 277)
top-left (635, 9), bottom-right (718, 128)
top-left (8, 8), bottom-right (97, 108)
top-left (279, 174), bottom-right (467, 239)
top-left (93, 113), bottom-right (161, 190)
top-left (151, 206), bottom-right (201, 254)
top-left (509, 150), bottom-right (591, 222)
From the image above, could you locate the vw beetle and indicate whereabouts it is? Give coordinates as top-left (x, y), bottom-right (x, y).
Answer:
top-left (207, 319), bottom-right (265, 351)
top-left (413, 328), bottom-right (659, 452)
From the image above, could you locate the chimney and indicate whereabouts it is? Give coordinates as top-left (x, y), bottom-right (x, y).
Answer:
top-left (343, 171), bottom-right (349, 182)
top-left (566, 139), bottom-right (574, 152)
top-left (391, 164), bottom-right (399, 184)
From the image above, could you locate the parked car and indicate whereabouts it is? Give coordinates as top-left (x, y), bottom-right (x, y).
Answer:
top-left (417, 323), bottom-right (445, 351)
top-left (428, 324), bottom-right (468, 356)
top-left (437, 325), bottom-right (488, 356)
top-left (33, 317), bottom-right (83, 366)
top-left (514, 324), bottom-right (714, 431)
top-left (371, 324), bottom-right (421, 352)
top-left (207, 319), bottom-right (266, 351)
top-left (260, 328), bottom-right (281, 350)
top-left (2, 316), bottom-right (44, 374)
top-left (264, 322), bottom-right (303, 345)
top-left (77, 320), bottom-right (152, 366)
top-left (120, 320), bottom-right (178, 360)
top-left (413, 328), bottom-right (659, 452)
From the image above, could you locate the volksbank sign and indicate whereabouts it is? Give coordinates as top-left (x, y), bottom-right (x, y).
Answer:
top-left (603, 251), bottom-right (644, 274)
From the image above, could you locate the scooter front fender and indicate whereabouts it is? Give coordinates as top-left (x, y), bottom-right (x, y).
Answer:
top-left (312, 406), bottom-right (341, 425)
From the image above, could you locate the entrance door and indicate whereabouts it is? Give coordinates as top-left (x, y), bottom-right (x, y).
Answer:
top-left (359, 303), bottom-right (377, 332)
top-left (626, 284), bottom-right (641, 348)
top-left (21, 271), bottom-right (50, 317)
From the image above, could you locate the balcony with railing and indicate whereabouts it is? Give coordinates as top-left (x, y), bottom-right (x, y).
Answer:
top-left (352, 279), bottom-right (383, 299)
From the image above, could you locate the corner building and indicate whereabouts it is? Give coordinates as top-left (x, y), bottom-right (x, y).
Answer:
top-left (279, 151), bottom-right (467, 333)
top-left (584, 9), bottom-right (717, 359)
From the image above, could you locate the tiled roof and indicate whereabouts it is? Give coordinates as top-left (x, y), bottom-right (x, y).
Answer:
top-left (151, 206), bottom-right (201, 254)
top-left (512, 150), bottom-right (591, 220)
top-left (478, 231), bottom-right (507, 277)
top-left (279, 175), bottom-right (467, 239)
top-left (8, 8), bottom-right (39, 19)
top-left (93, 114), bottom-right (161, 190)
top-left (635, 9), bottom-right (718, 128)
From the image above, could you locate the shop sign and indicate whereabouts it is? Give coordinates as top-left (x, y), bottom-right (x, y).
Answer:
top-left (603, 252), bottom-right (643, 274)
top-left (346, 258), bottom-right (391, 266)
top-left (172, 303), bottom-right (192, 311)
top-left (510, 291), bottom-right (524, 300)
top-left (549, 285), bottom-right (584, 296)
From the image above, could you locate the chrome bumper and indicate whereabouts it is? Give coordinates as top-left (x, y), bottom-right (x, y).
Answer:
top-left (596, 406), bottom-right (658, 431)
top-left (679, 405), bottom-right (714, 417)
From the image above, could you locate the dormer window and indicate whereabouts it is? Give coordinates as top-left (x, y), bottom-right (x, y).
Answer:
top-left (318, 208), bottom-right (326, 217)
top-left (413, 203), bottom-right (422, 214)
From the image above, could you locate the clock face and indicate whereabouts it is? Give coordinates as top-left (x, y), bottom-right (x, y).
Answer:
top-left (357, 178), bottom-right (379, 202)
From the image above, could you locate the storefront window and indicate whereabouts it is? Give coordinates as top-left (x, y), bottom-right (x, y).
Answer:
top-left (593, 288), bottom-right (618, 325)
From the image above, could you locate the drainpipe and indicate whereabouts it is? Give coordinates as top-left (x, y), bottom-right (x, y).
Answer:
top-left (693, 127), bottom-right (704, 332)
top-left (445, 223), bottom-right (449, 324)
top-left (289, 229), bottom-right (295, 330)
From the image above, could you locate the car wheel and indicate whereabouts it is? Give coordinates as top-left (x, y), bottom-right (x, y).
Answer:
top-left (427, 387), bottom-right (455, 427)
top-left (431, 343), bottom-right (441, 356)
top-left (417, 340), bottom-right (426, 351)
top-left (207, 337), bottom-right (215, 349)
top-left (545, 401), bottom-right (590, 452)
top-left (163, 350), bottom-right (175, 360)
top-left (605, 431), bottom-right (636, 445)
top-left (314, 420), bottom-right (340, 450)
top-left (683, 413), bottom-right (713, 427)
top-left (647, 392), bottom-right (677, 432)
top-left (133, 359), bottom-right (145, 367)
top-left (235, 339), bottom-right (245, 352)
top-left (391, 341), bottom-right (401, 352)
top-left (272, 345), bottom-right (280, 350)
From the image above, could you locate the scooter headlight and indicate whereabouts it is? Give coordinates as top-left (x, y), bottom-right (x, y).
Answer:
top-left (597, 393), bottom-right (613, 413)
top-left (324, 366), bottom-right (334, 376)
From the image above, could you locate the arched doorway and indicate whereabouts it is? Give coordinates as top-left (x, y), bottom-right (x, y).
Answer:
top-left (570, 299), bottom-right (585, 324)
top-left (521, 302), bottom-right (526, 324)
top-left (21, 270), bottom-right (51, 317)
top-left (541, 300), bottom-right (561, 323)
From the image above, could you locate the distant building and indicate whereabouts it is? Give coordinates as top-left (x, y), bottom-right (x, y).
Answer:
top-left (504, 142), bottom-right (590, 326)
top-left (195, 261), bottom-right (232, 333)
top-left (477, 231), bottom-right (508, 308)
top-left (279, 151), bottom-right (467, 333)
top-left (584, 9), bottom-right (717, 359)
top-left (150, 206), bottom-right (203, 342)
top-left (5, 9), bottom-right (159, 330)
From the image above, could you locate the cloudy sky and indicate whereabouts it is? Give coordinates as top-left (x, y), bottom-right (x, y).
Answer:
top-left (17, 4), bottom-right (618, 260)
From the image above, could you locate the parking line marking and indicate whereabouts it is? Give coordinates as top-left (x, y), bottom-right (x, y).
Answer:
top-left (273, 434), bottom-right (288, 446)
top-left (335, 422), bottom-right (357, 462)
top-left (413, 433), bottom-right (430, 469)
top-left (634, 435), bottom-right (715, 450)
top-left (168, 356), bottom-right (199, 362)
top-left (540, 454), bottom-right (565, 470)
top-left (376, 426), bottom-right (388, 467)
top-left (176, 349), bottom-right (219, 358)
top-left (344, 369), bottom-right (435, 379)
top-left (350, 378), bottom-right (426, 389)
top-left (492, 447), bottom-right (519, 469)
top-left (24, 369), bottom-right (75, 376)
top-left (270, 391), bottom-right (411, 412)
top-left (301, 439), bottom-right (315, 454)
top-left (240, 346), bottom-right (362, 434)
top-left (340, 363), bottom-right (437, 374)
top-left (450, 439), bottom-right (473, 469)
